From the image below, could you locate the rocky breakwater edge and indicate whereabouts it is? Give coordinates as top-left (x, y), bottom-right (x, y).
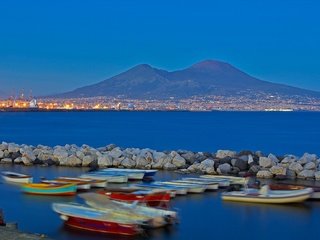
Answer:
top-left (1, 142), bottom-right (320, 181)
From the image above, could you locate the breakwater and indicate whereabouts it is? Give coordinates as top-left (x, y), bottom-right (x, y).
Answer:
top-left (0, 142), bottom-right (320, 180)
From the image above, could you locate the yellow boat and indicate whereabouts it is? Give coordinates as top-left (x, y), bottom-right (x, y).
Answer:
top-left (221, 185), bottom-right (313, 204)
top-left (22, 183), bottom-right (77, 196)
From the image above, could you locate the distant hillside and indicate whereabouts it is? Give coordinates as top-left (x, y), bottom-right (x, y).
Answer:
top-left (53, 60), bottom-right (320, 99)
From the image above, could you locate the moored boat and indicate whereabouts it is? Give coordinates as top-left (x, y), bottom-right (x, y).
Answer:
top-left (156, 181), bottom-right (207, 193)
top-left (182, 177), bottom-right (230, 187)
top-left (97, 190), bottom-right (171, 207)
top-left (80, 172), bottom-right (128, 183)
top-left (269, 183), bottom-right (320, 200)
top-left (22, 183), bottom-right (77, 196)
top-left (41, 179), bottom-right (91, 190)
top-left (172, 180), bottom-right (219, 190)
top-left (103, 168), bottom-right (158, 178)
top-left (1, 171), bottom-right (33, 184)
top-left (52, 203), bottom-right (143, 235)
top-left (222, 185), bottom-right (313, 204)
top-left (200, 175), bottom-right (246, 185)
top-left (80, 193), bottom-right (178, 228)
top-left (99, 169), bottom-right (145, 180)
top-left (56, 177), bottom-right (107, 188)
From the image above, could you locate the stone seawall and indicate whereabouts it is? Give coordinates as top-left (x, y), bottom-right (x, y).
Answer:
top-left (0, 142), bottom-right (320, 180)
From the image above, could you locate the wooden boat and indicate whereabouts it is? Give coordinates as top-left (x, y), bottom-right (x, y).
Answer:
top-left (105, 168), bottom-right (158, 178)
top-left (41, 179), bottom-right (91, 190)
top-left (99, 169), bottom-right (145, 180)
top-left (80, 193), bottom-right (178, 228)
top-left (52, 203), bottom-right (143, 235)
top-left (97, 190), bottom-right (171, 207)
top-left (22, 183), bottom-right (77, 196)
top-left (172, 180), bottom-right (219, 190)
top-left (269, 183), bottom-right (320, 200)
top-left (200, 175), bottom-right (246, 185)
top-left (221, 185), bottom-right (313, 204)
top-left (182, 177), bottom-right (230, 187)
top-left (156, 181), bottom-right (207, 193)
top-left (1, 171), bottom-right (33, 184)
top-left (134, 183), bottom-right (187, 195)
top-left (80, 172), bottom-right (128, 183)
top-left (56, 177), bottom-right (107, 188)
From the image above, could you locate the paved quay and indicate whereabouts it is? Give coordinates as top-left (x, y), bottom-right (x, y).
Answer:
top-left (0, 226), bottom-right (50, 240)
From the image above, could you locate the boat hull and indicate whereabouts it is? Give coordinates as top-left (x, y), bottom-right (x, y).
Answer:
top-left (22, 183), bottom-right (77, 196)
top-left (2, 171), bottom-right (33, 184)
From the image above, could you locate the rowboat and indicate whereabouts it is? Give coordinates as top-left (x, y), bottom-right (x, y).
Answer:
top-left (80, 172), bottom-right (128, 183)
top-left (52, 203), bottom-right (143, 235)
top-left (182, 177), bottom-right (230, 187)
top-left (97, 190), bottom-right (171, 207)
top-left (221, 185), bottom-right (313, 204)
top-left (156, 181), bottom-right (207, 193)
top-left (134, 183), bottom-right (187, 195)
top-left (1, 171), bottom-right (33, 184)
top-left (41, 179), bottom-right (91, 190)
top-left (200, 175), bottom-right (246, 185)
top-left (269, 183), bottom-right (320, 200)
top-left (104, 168), bottom-right (158, 178)
top-left (80, 193), bottom-right (178, 228)
top-left (99, 169), bottom-right (145, 180)
top-left (172, 180), bottom-right (219, 190)
top-left (22, 183), bottom-right (77, 196)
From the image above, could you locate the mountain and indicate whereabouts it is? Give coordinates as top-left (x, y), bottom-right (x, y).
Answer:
top-left (54, 60), bottom-right (320, 99)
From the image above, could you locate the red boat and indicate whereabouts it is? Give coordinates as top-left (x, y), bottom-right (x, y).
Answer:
top-left (52, 203), bottom-right (143, 236)
top-left (97, 190), bottom-right (171, 207)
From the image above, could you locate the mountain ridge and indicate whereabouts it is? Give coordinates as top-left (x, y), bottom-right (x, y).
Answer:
top-left (52, 60), bottom-right (320, 99)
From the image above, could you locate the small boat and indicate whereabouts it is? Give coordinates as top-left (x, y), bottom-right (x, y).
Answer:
top-left (104, 168), bottom-right (158, 178)
top-left (172, 180), bottom-right (219, 190)
top-left (55, 177), bottom-right (107, 188)
top-left (135, 183), bottom-right (187, 195)
top-left (269, 183), bottom-right (320, 200)
top-left (221, 185), bottom-right (313, 204)
top-left (80, 172), bottom-right (128, 183)
top-left (22, 183), bottom-right (77, 196)
top-left (156, 181), bottom-right (206, 193)
top-left (80, 193), bottom-right (178, 228)
top-left (182, 177), bottom-right (230, 187)
top-left (97, 190), bottom-right (171, 207)
top-left (41, 179), bottom-right (91, 190)
top-left (1, 171), bottom-right (33, 184)
top-left (52, 203), bottom-right (143, 235)
top-left (99, 169), bottom-right (145, 180)
top-left (200, 175), bottom-right (246, 185)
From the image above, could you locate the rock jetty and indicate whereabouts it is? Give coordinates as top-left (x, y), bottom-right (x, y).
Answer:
top-left (1, 142), bottom-right (320, 181)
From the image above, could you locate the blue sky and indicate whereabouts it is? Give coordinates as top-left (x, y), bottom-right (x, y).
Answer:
top-left (0, 0), bottom-right (319, 96)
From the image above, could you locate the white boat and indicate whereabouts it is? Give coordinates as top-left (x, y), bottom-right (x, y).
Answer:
top-left (200, 175), bottom-right (246, 185)
top-left (182, 177), bottom-right (230, 187)
top-left (1, 171), bottom-right (33, 184)
top-left (104, 168), bottom-right (158, 178)
top-left (99, 169), bottom-right (145, 180)
top-left (79, 192), bottom-right (178, 228)
top-left (155, 181), bottom-right (206, 193)
top-left (57, 176), bottom-right (107, 188)
top-left (80, 173), bottom-right (128, 183)
top-left (41, 179), bottom-right (91, 190)
top-left (134, 183), bottom-right (188, 195)
top-left (172, 180), bottom-right (219, 190)
top-left (222, 185), bottom-right (313, 204)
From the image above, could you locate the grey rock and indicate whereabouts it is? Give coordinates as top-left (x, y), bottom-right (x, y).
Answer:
top-left (60, 155), bottom-right (82, 167)
top-left (152, 152), bottom-right (171, 169)
top-left (0, 150), bottom-right (4, 159)
top-left (121, 157), bottom-right (136, 168)
top-left (270, 165), bottom-right (287, 176)
top-left (1, 158), bottom-right (12, 164)
top-left (181, 152), bottom-right (196, 164)
top-left (286, 169), bottom-right (296, 179)
top-left (255, 151), bottom-right (264, 157)
top-left (259, 157), bottom-right (273, 168)
top-left (217, 163), bottom-right (231, 174)
top-left (199, 159), bottom-right (215, 170)
top-left (315, 171), bottom-right (320, 180)
top-left (106, 144), bottom-right (117, 151)
top-left (22, 156), bottom-right (33, 166)
top-left (248, 165), bottom-right (261, 174)
top-left (268, 153), bottom-right (279, 163)
top-left (256, 170), bottom-right (273, 179)
top-left (216, 150), bottom-right (237, 159)
top-left (76, 151), bottom-right (85, 160)
top-left (82, 155), bottom-right (96, 167)
top-left (163, 162), bottom-right (177, 170)
top-left (194, 153), bottom-right (207, 162)
top-left (109, 147), bottom-right (123, 159)
top-left (288, 162), bottom-right (303, 174)
top-left (298, 153), bottom-right (317, 165)
top-left (304, 162), bottom-right (316, 170)
top-left (21, 150), bottom-right (36, 162)
top-left (187, 163), bottom-right (201, 173)
top-left (0, 142), bottom-right (8, 151)
top-left (238, 155), bottom-right (249, 161)
top-left (297, 170), bottom-right (315, 179)
top-left (233, 159), bottom-right (248, 171)
top-left (205, 167), bottom-right (216, 174)
top-left (14, 157), bottom-right (23, 164)
top-left (53, 148), bottom-right (69, 160)
top-left (248, 154), bottom-right (254, 165)
top-left (172, 153), bottom-right (186, 168)
top-left (8, 143), bottom-right (20, 153)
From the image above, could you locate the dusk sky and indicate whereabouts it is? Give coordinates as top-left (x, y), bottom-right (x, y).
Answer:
top-left (0, 0), bottom-right (319, 96)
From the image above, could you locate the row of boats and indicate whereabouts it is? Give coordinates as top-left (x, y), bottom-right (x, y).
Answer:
top-left (2, 169), bottom-right (319, 236)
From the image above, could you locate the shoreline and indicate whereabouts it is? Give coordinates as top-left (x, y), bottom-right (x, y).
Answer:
top-left (1, 142), bottom-right (319, 181)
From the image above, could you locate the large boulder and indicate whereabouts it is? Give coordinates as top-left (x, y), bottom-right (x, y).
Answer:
top-left (315, 171), bottom-right (320, 181)
top-left (172, 153), bottom-right (186, 168)
top-left (281, 155), bottom-right (297, 165)
top-left (259, 157), bottom-right (273, 168)
top-left (256, 170), bottom-right (273, 179)
top-left (268, 153), bottom-right (279, 164)
top-left (270, 165), bottom-right (287, 176)
top-left (217, 163), bottom-right (231, 174)
top-left (232, 159), bottom-right (248, 171)
top-left (0, 150), bottom-right (4, 159)
top-left (14, 157), bottom-right (23, 164)
top-left (248, 165), bottom-right (261, 174)
top-left (53, 148), bottom-right (69, 161)
top-left (21, 156), bottom-right (33, 166)
top-left (21, 150), bottom-right (36, 162)
top-left (76, 151), bottom-right (85, 160)
top-left (297, 170), bottom-right (315, 179)
top-left (199, 159), bottom-right (215, 170)
top-left (187, 163), bottom-right (201, 173)
top-left (121, 157), bottom-right (136, 168)
top-left (304, 162), bottom-right (316, 170)
top-left (152, 152), bottom-right (171, 169)
top-left (1, 158), bottom-right (12, 164)
top-left (163, 162), bottom-right (177, 171)
top-left (0, 142), bottom-right (8, 151)
top-left (288, 162), bottom-right (303, 174)
top-left (298, 153), bottom-right (317, 165)
top-left (109, 147), bottom-right (123, 159)
top-left (216, 150), bottom-right (237, 159)
top-left (82, 155), bottom-right (97, 167)
top-left (60, 155), bottom-right (82, 166)
top-left (7, 143), bottom-right (20, 153)
top-left (181, 152), bottom-right (196, 164)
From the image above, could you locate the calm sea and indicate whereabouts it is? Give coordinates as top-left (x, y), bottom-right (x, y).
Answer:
top-left (1, 111), bottom-right (320, 240)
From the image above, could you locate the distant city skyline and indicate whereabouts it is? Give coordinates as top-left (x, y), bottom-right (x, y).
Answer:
top-left (0, 0), bottom-right (320, 96)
